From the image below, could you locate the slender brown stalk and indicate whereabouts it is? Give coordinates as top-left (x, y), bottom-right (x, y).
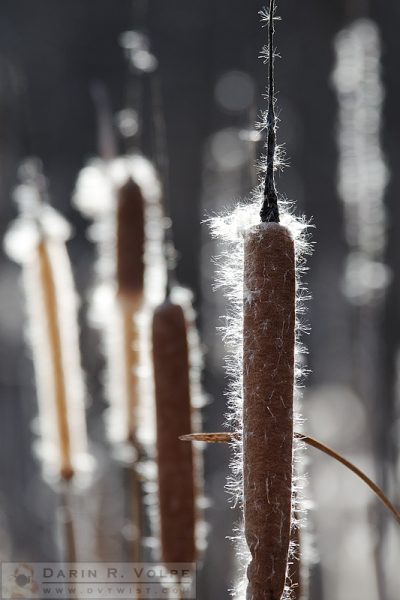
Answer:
top-left (243, 222), bottom-right (296, 600)
top-left (302, 435), bottom-right (400, 526)
top-left (37, 239), bottom-right (74, 481)
top-left (181, 432), bottom-right (400, 526)
top-left (152, 299), bottom-right (196, 564)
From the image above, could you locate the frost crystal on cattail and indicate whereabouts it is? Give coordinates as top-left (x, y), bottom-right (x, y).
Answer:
top-left (74, 154), bottom-right (166, 448)
top-left (5, 191), bottom-right (91, 483)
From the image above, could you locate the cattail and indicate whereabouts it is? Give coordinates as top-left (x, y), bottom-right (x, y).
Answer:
top-left (75, 153), bottom-right (165, 567)
top-left (209, 3), bottom-right (311, 598)
top-left (116, 177), bottom-right (145, 298)
top-left (74, 154), bottom-right (165, 447)
top-left (36, 238), bottom-right (75, 480)
top-left (5, 190), bottom-right (90, 483)
top-left (152, 290), bottom-right (203, 565)
top-left (116, 177), bottom-right (145, 442)
top-left (243, 223), bottom-right (295, 599)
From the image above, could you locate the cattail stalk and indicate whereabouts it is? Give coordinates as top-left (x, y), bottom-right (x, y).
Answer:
top-left (37, 239), bottom-right (74, 481)
top-left (5, 205), bottom-right (89, 482)
top-left (115, 177), bottom-right (147, 566)
top-left (243, 223), bottom-right (295, 600)
top-left (5, 182), bottom-right (90, 564)
top-left (30, 232), bottom-right (89, 482)
top-left (152, 298), bottom-right (197, 565)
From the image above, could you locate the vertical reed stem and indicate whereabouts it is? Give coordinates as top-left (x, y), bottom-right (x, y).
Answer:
top-left (37, 239), bottom-right (74, 481)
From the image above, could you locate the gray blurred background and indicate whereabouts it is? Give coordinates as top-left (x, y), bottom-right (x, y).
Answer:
top-left (0, 1), bottom-right (399, 599)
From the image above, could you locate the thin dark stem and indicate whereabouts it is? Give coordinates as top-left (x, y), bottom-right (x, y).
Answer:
top-left (180, 432), bottom-right (400, 526)
top-left (261, 0), bottom-right (279, 224)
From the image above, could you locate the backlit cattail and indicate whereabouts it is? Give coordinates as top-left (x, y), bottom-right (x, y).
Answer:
top-left (74, 154), bottom-right (165, 447)
top-left (243, 223), bottom-right (295, 599)
top-left (210, 3), bottom-right (310, 598)
top-left (152, 288), bottom-right (204, 567)
top-left (116, 177), bottom-right (145, 298)
top-left (5, 173), bottom-right (90, 483)
top-left (116, 177), bottom-right (145, 443)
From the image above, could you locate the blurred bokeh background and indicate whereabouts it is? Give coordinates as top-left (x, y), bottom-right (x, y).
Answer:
top-left (0, 1), bottom-right (399, 599)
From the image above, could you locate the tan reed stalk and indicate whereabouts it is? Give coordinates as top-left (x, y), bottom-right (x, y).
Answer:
top-left (5, 165), bottom-right (92, 567)
top-left (9, 214), bottom-right (89, 481)
top-left (243, 222), bottom-right (296, 600)
top-left (152, 298), bottom-right (197, 567)
top-left (36, 235), bottom-right (82, 565)
top-left (37, 238), bottom-right (74, 481)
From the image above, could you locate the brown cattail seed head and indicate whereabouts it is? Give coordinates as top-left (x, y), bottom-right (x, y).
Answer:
top-left (243, 223), bottom-right (295, 600)
top-left (116, 177), bottom-right (145, 297)
top-left (152, 300), bottom-right (196, 564)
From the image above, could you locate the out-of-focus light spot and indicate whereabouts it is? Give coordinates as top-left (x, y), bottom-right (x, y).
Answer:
top-left (209, 128), bottom-right (247, 171)
top-left (118, 31), bottom-right (158, 73)
top-left (116, 109), bottom-right (139, 138)
top-left (215, 70), bottom-right (255, 113)
top-left (343, 252), bottom-right (391, 304)
top-left (239, 129), bottom-right (263, 143)
top-left (119, 31), bottom-right (149, 52)
top-left (333, 19), bottom-right (388, 275)
top-left (130, 49), bottom-right (158, 73)
top-left (306, 384), bottom-right (366, 447)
